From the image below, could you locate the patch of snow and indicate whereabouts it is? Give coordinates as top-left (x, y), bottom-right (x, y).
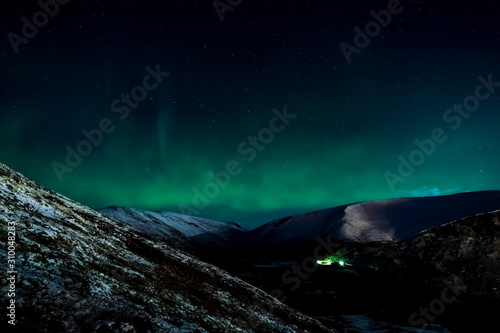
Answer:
top-left (341, 314), bottom-right (451, 333)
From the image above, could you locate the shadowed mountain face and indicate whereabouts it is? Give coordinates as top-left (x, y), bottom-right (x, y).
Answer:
top-left (343, 210), bottom-right (500, 300)
top-left (0, 162), bottom-right (335, 333)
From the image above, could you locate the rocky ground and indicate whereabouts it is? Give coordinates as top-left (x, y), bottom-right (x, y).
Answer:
top-left (0, 162), bottom-right (335, 333)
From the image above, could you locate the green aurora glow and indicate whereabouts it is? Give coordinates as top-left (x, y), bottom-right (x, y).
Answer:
top-left (1, 1), bottom-right (500, 227)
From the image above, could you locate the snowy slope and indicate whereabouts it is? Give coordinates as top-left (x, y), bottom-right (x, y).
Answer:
top-left (247, 191), bottom-right (500, 244)
top-left (0, 162), bottom-right (335, 333)
top-left (99, 206), bottom-right (249, 248)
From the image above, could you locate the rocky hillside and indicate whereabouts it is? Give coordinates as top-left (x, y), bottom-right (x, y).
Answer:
top-left (342, 209), bottom-right (500, 302)
top-left (0, 162), bottom-right (335, 333)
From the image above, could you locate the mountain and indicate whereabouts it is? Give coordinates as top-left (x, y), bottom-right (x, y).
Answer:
top-left (96, 188), bottom-right (500, 331)
top-left (97, 192), bottom-right (500, 304)
top-left (236, 191), bottom-right (500, 305)
top-left (0, 162), bottom-right (335, 332)
top-left (99, 206), bottom-right (249, 252)
top-left (231, 193), bottom-right (500, 332)
top-left (100, 191), bottom-right (500, 256)
top-left (245, 191), bottom-right (500, 245)
top-left (345, 209), bottom-right (500, 301)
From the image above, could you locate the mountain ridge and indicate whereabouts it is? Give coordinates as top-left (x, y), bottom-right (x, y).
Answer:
top-left (100, 190), bottom-right (500, 250)
top-left (244, 190), bottom-right (500, 245)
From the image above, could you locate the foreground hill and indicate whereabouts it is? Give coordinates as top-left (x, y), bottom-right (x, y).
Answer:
top-left (0, 162), bottom-right (335, 333)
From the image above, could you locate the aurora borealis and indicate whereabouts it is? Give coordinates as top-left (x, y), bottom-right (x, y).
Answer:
top-left (1, 1), bottom-right (500, 227)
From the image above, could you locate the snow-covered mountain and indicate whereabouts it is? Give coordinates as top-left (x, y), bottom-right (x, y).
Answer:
top-left (101, 192), bottom-right (500, 251)
top-left (99, 206), bottom-right (249, 251)
top-left (245, 191), bottom-right (500, 245)
top-left (0, 162), bottom-right (335, 332)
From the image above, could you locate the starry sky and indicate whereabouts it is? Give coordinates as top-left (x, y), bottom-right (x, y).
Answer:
top-left (1, 0), bottom-right (500, 227)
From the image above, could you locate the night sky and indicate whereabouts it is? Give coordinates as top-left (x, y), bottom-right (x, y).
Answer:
top-left (1, 0), bottom-right (500, 227)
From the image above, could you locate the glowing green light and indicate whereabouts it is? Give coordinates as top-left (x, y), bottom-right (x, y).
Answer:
top-left (318, 248), bottom-right (348, 266)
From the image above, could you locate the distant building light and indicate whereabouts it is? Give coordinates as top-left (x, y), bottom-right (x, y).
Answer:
top-left (316, 259), bottom-right (347, 266)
